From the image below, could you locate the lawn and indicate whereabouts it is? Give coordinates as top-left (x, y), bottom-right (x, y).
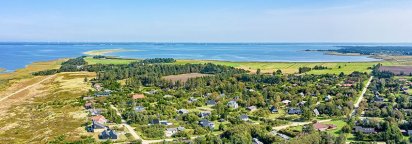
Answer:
top-left (84, 57), bottom-right (138, 65)
top-left (322, 119), bottom-right (347, 136)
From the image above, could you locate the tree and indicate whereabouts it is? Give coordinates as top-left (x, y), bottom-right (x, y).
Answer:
top-left (302, 124), bottom-right (315, 134)
top-left (302, 107), bottom-right (313, 120)
top-left (256, 69), bottom-right (261, 75)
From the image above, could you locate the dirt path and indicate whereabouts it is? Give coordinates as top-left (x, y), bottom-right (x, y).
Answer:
top-left (351, 76), bottom-right (373, 117)
top-left (0, 75), bottom-right (55, 102)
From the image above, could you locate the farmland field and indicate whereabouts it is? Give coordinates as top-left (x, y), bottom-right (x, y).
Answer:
top-left (162, 73), bottom-right (212, 83)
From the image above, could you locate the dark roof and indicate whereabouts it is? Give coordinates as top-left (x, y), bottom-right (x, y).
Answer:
top-left (270, 106), bottom-right (278, 112)
top-left (288, 108), bottom-right (302, 114)
top-left (240, 114), bottom-right (249, 120)
top-left (92, 121), bottom-right (106, 129)
top-left (99, 129), bottom-right (118, 139)
top-left (206, 100), bottom-right (217, 105)
top-left (354, 126), bottom-right (376, 133)
top-left (199, 119), bottom-right (214, 129)
top-left (151, 119), bottom-right (160, 124)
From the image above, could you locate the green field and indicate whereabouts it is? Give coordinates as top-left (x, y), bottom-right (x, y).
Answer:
top-left (84, 56), bottom-right (411, 75)
top-left (84, 57), bottom-right (138, 65)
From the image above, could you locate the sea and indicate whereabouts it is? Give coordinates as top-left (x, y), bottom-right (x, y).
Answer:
top-left (1, 42), bottom-right (406, 73)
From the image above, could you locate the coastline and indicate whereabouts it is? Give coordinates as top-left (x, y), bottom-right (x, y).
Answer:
top-left (0, 68), bottom-right (5, 73)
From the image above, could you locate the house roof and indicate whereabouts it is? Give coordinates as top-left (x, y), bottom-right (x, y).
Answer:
top-left (132, 94), bottom-right (145, 99)
top-left (354, 126), bottom-right (376, 133)
top-left (313, 109), bottom-right (320, 116)
top-left (270, 106), bottom-right (278, 112)
top-left (91, 115), bottom-right (107, 123)
top-left (240, 114), bottom-right (249, 119)
top-left (206, 100), bottom-right (217, 105)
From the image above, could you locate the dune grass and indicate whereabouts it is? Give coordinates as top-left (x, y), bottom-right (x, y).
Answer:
top-left (0, 72), bottom-right (93, 143)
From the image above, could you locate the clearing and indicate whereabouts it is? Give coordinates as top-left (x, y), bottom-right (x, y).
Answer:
top-left (162, 73), bottom-right (212, 83)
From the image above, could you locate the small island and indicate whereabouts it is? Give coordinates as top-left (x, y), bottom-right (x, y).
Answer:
top-left (83, 48), bottom-right (140, 56)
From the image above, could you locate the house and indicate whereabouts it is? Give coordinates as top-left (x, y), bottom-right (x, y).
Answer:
top-left (206, 100), bottom-right (217, 106)
top-left (144, 90), bottom-right (158, 95)
top-left (270, 106), bottom-right (278, 113)
top-left (313, 109), bottom-right (320, 116)
top-left (252, 138), bottom-right (263, 144)
top-left (131, 94), bottom-right (145, 99)
top-left (165, 128), bottom-right (178, 137)
top-left (298, 101), bottom-right (306, 106)
top-left (199, 119), bottom-right (215, 130)
top-left (135, 106), bottom-right (145, 112)
top-left (313, 123), bottom-right (337, 131)
top-left (288, 108), bottom-right (302, 115)
top-left (227, 100), bottom-right (239, 109)
top-left (408, 130), bottom-right (412, 136)
top-left (281, 100), bottom-right (291, 105)
top-left (165, 126), bottom-right (185, 137)
top-left (89, 109), bottom-right (103, 116)
top-left (247, 106), bottom-right (257, 111)
top-left (94, 91), bottom-right (111, 97)
top-left (342, 83), bottom-right (353, 87)
top-left (188, 97), bottom-right (198, 103)
top-left (163, 94), bottom-right (174, 98)
top-left (99, 129), bottom-right (118, 140)
top-left (151, 119), bottom-right (160, 125)
top-left (91, 115), bottom-right (108, 124)
top-left (240, 114), bottom-right (249, 121)
top-left (374, 95), bottom-right (384, 102)
top-left (177, 109), bottom-right (189, 114)
top-left (324, 95), bottom-right (332, 101)
top-left (83, 96), bottom-right (94, 100)
top-left (92, 121), bottom-right (107, 129)
top-left (84, 102), bottom-right (92, 109)
top-left (199, 111), bottom-right (212, 118)
top-left (150, 119), bottom-right (170, 125)
top-left (203, 93), bottom-right (212, 98)
top-left (354, 126), bottom-right (376, 134)
top-left (93, 83), bottom-right (102, 91)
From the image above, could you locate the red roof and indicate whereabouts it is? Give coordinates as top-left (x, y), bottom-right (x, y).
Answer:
top-left (91, 115), bottom-right (107, 123)
top-left (313, 123), bottom-right (336, 131)
top-left (132, 94), bottom-right (145, 99)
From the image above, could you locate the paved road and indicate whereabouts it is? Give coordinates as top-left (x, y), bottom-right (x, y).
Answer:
top-left (272, 119), bottom-right (332, 131)
top-left (351, 76), bottom-right (373, 117)
top-left (0, 75), bottom-right (56, 102)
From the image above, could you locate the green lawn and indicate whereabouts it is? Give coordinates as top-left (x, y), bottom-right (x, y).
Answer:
top-left (322, 119), bottom-right (347, 136)
top-left (84, 57), bottom-right (138, 65)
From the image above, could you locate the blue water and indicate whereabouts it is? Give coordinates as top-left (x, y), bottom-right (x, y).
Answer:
top-left (0, 42), bottom-right (396, 72)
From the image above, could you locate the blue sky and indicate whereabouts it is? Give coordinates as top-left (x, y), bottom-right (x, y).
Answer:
top-left (0, 0), bottom-right (412, 42)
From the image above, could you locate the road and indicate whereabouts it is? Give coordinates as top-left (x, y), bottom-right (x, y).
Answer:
top-left (0, 75), bottom-right (56, 102)
top-left (350, 76), bottom-right (373, 117)
top-left (110, 104), bottom-right (174, 144)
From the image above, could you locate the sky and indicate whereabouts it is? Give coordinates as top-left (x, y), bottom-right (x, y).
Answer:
top-left (0, 0), bottom-right (412, 42)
